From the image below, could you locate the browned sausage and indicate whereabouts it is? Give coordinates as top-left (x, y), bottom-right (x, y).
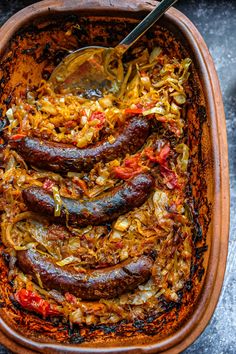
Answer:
top-left (22, 173), bottom-right (154, 227)
top-left (17, 249), bottom-right (154, 300)
top-left (9, 116), bottom-right (151, 173)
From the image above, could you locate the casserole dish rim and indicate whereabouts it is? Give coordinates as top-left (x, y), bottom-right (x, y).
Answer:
top-left (0, 0), bottom-right (229, 353)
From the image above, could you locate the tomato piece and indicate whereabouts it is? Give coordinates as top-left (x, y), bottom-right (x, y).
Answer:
top-left (113, 154), bottom-right (143, 179)
top-left (113, 166), bottom-right (141, 179)
top-left (15, 289), bottom-right (61, 317)
top-left (123, 155), bottom-right (140, 168)
top-left (145, 144), bottom-right (179, 189)
top-left (89, 111), bottom-right (105, 129)
top-left (125, 108), bottom-right (143, 115)
top-left (160, 166), bottom-right (180, 190)
top-left (10, 134), bottom-right (26, 141)
top-left (145, 144), bottom-right (170, 165)
top-left (65, 292), bottom-right (77, 304)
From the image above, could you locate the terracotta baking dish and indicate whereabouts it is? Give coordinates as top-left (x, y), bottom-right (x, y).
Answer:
top-left (0, 0), bottom-right (229, 353)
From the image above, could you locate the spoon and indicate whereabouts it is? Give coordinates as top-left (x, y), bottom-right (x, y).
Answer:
top-left (50, 0), bottom-right (178, 97)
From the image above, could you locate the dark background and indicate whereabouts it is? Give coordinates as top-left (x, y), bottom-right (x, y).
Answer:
top-left (0, 1), bottom-right (235, 353)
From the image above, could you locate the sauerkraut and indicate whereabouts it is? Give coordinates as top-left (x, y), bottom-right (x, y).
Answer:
top-left (0, 42), bottom-right (194, 326)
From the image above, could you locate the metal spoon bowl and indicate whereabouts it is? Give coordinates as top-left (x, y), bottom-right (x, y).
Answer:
top-left (50, 0), bottom-right (178, 97)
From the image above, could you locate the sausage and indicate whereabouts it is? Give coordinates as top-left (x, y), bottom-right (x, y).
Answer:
top-left (17, 249), bottom-right (154, 300)
top-left (22, 173), bottom-right (154, 227)
top-left (9, 116), bottom-right (151, 173)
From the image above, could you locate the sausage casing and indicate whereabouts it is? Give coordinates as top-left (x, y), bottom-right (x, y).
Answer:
top-left (22, 173), bottom-right (154, 227)
top-left (17, 249), bottom-right (154, 300)
top-left (10, 116), bottom-right (151, 173)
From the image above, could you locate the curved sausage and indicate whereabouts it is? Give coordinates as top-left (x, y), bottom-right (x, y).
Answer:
top-left (22, 173), bottom-right (154, 227)
top-left (17, 249), bottom-right (154, 300)
top-left (9, 116), bottom-right (151, 173)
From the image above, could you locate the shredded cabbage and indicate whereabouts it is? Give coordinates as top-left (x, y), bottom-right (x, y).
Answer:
top-left (0, 41), bottom-right (194, 326)
top-left (176, 143), bottom-right (189, 172)
top-left (52, 186), bottom-right (62, 216)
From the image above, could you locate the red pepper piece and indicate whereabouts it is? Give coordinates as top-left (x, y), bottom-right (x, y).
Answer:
top-left (15, 289), bottom-right (61, 317)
